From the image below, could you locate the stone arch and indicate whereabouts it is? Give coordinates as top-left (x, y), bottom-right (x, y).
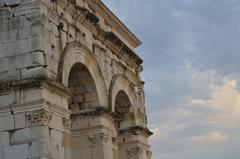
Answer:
top-left (68, 62), bottom-right (100, 111)
top-left (109, 74), bottom-right (137, 113)
top-left (61, 41), bottom-right (108, 107)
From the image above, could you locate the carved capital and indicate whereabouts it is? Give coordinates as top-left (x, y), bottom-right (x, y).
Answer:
top-left (127, 147), bottom-right (143, 158)
top-left (26, 110), bottom-right (53, 127)
top-left (63, 117), bottom-right (72, 132)
top-left (88, 133), bottom-right (111, 144)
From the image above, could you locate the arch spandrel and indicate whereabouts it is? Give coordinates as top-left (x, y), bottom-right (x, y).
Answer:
top-left (109, 74), bottom-right (138, 112)
top-left (61, 42), bottom-right (108, 107)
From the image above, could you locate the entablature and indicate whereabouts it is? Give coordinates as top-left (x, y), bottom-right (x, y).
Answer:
top-left (85, 0), bottom-right (142, 48)
top-left (40, 0), bottom-right (143, 72)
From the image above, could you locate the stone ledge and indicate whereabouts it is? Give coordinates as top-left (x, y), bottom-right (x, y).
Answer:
top-left (0, 76), bottom-right (72, 98)
top-left (118, 126), bottom-right (153, 137)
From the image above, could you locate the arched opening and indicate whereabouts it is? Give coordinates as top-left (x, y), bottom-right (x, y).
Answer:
top-left (115, 90), bottom-right (131, 115)
top-left (114, 90), bottom-right (136, 129)
top-left (68, 63), bottom-right (100, 112)
top-left (67, 62), bottom-right (101, 159)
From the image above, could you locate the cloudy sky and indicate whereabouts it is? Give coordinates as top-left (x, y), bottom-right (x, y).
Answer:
top-left (102, 0), bottom-right (240, 159)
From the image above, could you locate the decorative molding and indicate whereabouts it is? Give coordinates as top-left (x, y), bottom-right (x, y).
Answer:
top-left (0, 78), bottom-right (41, 94)
top-left (41, 78), bottom-right (72, 98)
top-left (26, 109), bottom-right (53, 127)
top-left (104, 32), bottom-right (143, 66)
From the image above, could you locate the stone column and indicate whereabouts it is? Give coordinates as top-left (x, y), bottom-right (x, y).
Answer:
top-left (117, 126), bottom-right (152, 159)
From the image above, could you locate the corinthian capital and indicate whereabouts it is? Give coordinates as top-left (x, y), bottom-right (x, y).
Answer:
top-left (26, 110), bottom-right (53, 127)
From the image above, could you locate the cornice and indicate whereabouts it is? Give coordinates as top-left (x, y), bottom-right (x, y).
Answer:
top-left (0, 76), bottom-right (72, 98)
top-left (104, 32), bottom-right (143, 65)
top-left (86, 0), bottom-right (142, 48)
top-left (118, 126), bottom-right (153, 137)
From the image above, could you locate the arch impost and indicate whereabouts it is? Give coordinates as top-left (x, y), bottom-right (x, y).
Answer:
top-left (41, 78), bottom-right (73, 99)
top-left (70, 107), bottom-right (116, 118)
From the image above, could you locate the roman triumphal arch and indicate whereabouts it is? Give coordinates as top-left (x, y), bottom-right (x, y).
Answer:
top-left (0, 0), bottom-right (152, 159)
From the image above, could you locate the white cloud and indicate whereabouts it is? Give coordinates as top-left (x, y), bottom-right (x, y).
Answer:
top-left (191, 78), bottom-right (240, 119)
top-left (191, 131), bottom-right (228, 144)
top-left (210, 79), bottom-right (240, 114)
top-left (191, 99), bottom-right (207, 105)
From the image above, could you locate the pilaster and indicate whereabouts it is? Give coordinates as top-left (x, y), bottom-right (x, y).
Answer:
top-left (0, 77), bottom-right (72, 159)
top-left (71, 107), bottom-right (118, 159)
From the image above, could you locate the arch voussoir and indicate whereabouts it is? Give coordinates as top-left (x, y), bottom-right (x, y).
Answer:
top-left (109, 74), bottom-right (138, 112)
top-left (61, 41), bottom-right (108, 108)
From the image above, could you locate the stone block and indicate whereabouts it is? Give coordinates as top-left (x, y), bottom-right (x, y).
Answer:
top-left (0, 132), bottom-right (10, 146)
top-left (3, 144), bottom-right (28, 159)
top-left (21, 66), bottom-right (47, 79)
top-left (58, 146), bottom-right (65, 159)
top-left (48, 115), bottom-right (64, 132)
top-left (0, 29), bottom-right (18, 43)
top-left (17, 26), bottom-right (34, 40)
top-left (15, 53), bottom-right (33, 69)
top-left (31, 51), bottom-right (45, 66)
top-left (14, 113), bottom-right (26, 129)
top-left (30, 141), bottom-right (54, 158)
top-left (50, 129), bottom-right (63, 145)
top-left (0, 69), bottom-right (21, 82)
top-left (11, 127), bottom-right (49, 145)
top-left (0, 56), bottom-right (16, 72)
top-left (0, 39), bottom-right (28, 57)
top-left (0, 147), bottom-right (2, 159)
top-left (0, 16), bottom-right (24, 32)
top-left (0, 93), bottom-right (15, 107)
top-left (4, 0), bottom-right (21, 7)
top-left (21, 89), bottom-right (42, 103)
top-left (29, 141), bottom-right (41, 158)
top-left (0, 115), bottom-right (14, 131)
top-left (84, 92), bottom-right (98, 102)
top-left (73, 95), bottom-right (83, 104)
top-left (27, 36), bottom-right (44, 53)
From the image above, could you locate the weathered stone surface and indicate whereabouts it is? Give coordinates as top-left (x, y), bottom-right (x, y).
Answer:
top-left (3, 144), bottom-right (28, 159)
top-left (0, 0), bottom-right (151, 158)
